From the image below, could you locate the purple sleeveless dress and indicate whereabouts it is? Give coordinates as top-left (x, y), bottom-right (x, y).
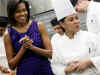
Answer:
top-left (8, 21), bottom-right (54, 75)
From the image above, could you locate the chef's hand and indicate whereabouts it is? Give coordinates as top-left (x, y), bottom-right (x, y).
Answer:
top-left (9, 71), bottom-right (16, 75)
top-left (72, 59), bottom-right (92, 72)
top-left (0, 67), bottom-right (10, 73)
top-left (64, 63), bottom-right (78, 75)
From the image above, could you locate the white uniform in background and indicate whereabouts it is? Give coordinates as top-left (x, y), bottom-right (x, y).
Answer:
top-left (0, 36), bottom-right (10, 75)
top-left (51, 30), bottom-right (100, 75)
top-left (87, 1), bottom-right (100, 34)
top-left (51, 33), bottom-right (63, 43)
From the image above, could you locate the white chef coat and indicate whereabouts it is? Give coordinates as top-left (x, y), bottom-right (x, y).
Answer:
top-left (51, 30), bottom-right (100, 75)
top-left (0, 36), bottom-right (10, 75)
top-left (87, 1), bottom-right (100, 34)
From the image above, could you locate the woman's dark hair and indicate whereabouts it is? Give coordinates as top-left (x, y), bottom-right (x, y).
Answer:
top-left (7, 0), bottom-right (30, 26)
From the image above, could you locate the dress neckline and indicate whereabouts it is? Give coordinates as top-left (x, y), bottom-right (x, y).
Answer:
top-left (11, 21), bottom-right (33, 34)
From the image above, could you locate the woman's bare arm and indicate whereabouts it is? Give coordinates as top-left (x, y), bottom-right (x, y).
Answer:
top-left (29, 22), bottom-right (52, 58)
top-left (4, 33), bottom-right (26, 70)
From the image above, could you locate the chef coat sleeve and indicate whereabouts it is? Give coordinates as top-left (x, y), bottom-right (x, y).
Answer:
top-left (89, 33), bottom-right (100, 73)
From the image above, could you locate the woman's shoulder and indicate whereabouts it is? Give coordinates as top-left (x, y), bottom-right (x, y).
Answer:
top-left (37, 21), bottom-right (44, 27)
top-left (36, 21), bottom-right (46, 32)
top-left (30, 20), bottom-right (39, 28)
top-left (30, 20), bottom-right (45, 28)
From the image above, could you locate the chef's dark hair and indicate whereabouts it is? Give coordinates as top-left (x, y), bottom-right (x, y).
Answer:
top-left (70, 0), bottom-right (78, 7)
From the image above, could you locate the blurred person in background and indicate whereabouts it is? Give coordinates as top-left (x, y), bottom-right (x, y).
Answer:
top-left (70, 0), bottom-right (100, 34)
top-left (0, 16), bottom-right (15, 75)
top-left (50, 17), bottom-right (64, 35)
top-left (50, 17), bottom-right (65, 53)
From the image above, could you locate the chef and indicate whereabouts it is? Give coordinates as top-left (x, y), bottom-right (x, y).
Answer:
top-left (51, 0), bottom-right (100, 75)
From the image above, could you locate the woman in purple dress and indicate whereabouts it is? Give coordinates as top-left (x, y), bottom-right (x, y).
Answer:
top-left (4, 0), bottom-right (54, 75)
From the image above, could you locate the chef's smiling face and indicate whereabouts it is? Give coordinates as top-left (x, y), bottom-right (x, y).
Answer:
top-left (53, 25), bottom-right (64, 35)
top-left (63, 13), bottom-right (80, 33)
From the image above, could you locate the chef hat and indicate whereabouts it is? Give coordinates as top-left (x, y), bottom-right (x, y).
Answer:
top-left (52, 0), bottom-right (76, 21)
top-left (0, 16), bottom-right (8, 27)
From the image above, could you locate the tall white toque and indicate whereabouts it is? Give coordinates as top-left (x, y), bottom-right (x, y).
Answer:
top-left (52, 0), bottom-right (76, 21)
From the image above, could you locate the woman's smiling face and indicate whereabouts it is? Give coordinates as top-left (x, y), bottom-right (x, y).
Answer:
top-left (14, 3), bottom-right (28, 24)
